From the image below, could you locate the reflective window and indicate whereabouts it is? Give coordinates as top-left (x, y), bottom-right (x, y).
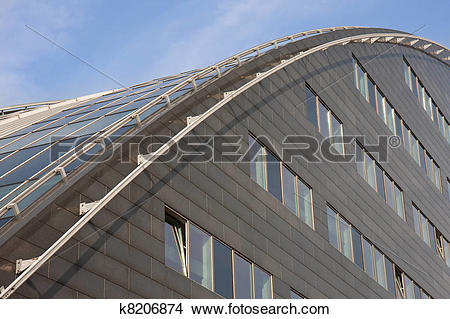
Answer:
top-left (403, 61), bottom-right (411, 88)
top-left (433, 162), bottom-right (441, 190)
top-left (412, 206), bottom-right (421, 235)
top-left (404, 275), bottom-right (414, 299)
top-left (428, 223), bottom-right (437, 253)
top-left (363, 238), bottom-right (375, 279)
top-left (306, 86), bottom-right (318, 129)
top-left (384, 258), bottom-right (396, 296)
top-left (402, 124), bottom-right (410, 154)
top-left (367, 78), bottom-right (376, 111)
top-left (395, 268), bottom-right (404, 299)
top-left (339, 216), bottom-right (352, 261)
top-left (249, 135), bottom-right (266, 189)
top-left (164, 214), bottom-right (187, 275)
top-left (282, 166), bottom-right (297, 214)
top-left (352, 228), bottom-right (364, 269)
top-left (414, 283), bottom-right (421, 299)
top-left (385, 102), bottom-right (395, 134)
top-left (189, 224), bottom-right (212, 289)
top-left (327, 206), bottom-right (339, 250)
top-left (365, 152), bottom-right (376, 190)
top-left (375, 164), bottom-right (385, 200)
top-left (254, 266), bottom-right (272, 299)
top-left (448, 179), bottom-right (450, 202)
top-left (443, 239), bottom-right (450, 268)
top-left (418, 85), bottom-right (425, 110)
top-left (355, 143), bottom-right (365, 178)
top-left (298, 180), bottom-right (313, 228)
top-left (318, 101), bottom-right (330, 138)
top-left (394, 184), bottom-right (404, 219)
top-left (410, 134), bottom-right (420, 164)
top-left (426, 153), bottom-right (433, 180)
top-left (356, 63), bottom-right (367, 99)
top-left (233, 254), bottom-right (253, 298)
top-left (374, 248), bottom-right (386, 289)
top-left (376, 90), bottom-right (384, 119)
top-left (411, 74), bottom-right (418, 97)
top-left (384, 175), bottom-right (395, 210)
top-left (331, 114), bottom-right (344, 155)
top-left (213, 239), bottom-right (233, 298)
top-left (420, 213), bottom-right (430, 246)
top-left (418, 145), bottom-right (427, 175)
top-left (394, 113), bottom-right (402, 141)
top-left (266, 151), bottom-right (282, 201)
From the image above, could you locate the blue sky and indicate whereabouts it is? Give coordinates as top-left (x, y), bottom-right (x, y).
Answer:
top-left (0, 0), bottom-right (448, 106)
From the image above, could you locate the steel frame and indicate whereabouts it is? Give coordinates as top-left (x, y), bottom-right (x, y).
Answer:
top-left (0, 29), bottom-right (449, 298)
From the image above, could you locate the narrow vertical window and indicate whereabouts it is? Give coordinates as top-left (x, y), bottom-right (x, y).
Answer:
top-left (352, 228), bottom-right (364, 269)
top-left (394, 267), bottom-right (404, 299)
top-left (433, 162), bottom-right (441, 190)
top-left (363, 238), bottom-right (375, 279)
top-left (376, 90), bottom-right (384, 119)
top-left (298, 179), bottom-right (313, 228)
top-left (435, 230), bottom-right (445, 261)
top-left (318, 101), bottom-right (330, 138)
top-left (327, 206), bottom-right (339, 250)
top-left (384, 175), bottom-right (395, 210)
top-left (413, 283), bottom-right (421, 299)
top-left (384, 258), bottom-right (396, 296)
top-left (425, 153), bottom-right (433, 180)
top-left (410, 134), bottom-right (420, 164)
top-left (355, 142), bottom-right (365, 178)
top-left (426, 95), bottom-right (433, 120)
top-left (375, 164), bottom-right (385, 200)
top-left (412, 205), bottom-right (421, 236)
top-left (443, 239), bottom-right (450, 268)
top-left (404, 275), bottom-right (414, 299)
top-left (364, 152), bottom-right (376, 190)
top-left (447, 179), bottom-right (450, 203)
top-left (411, 73), bottom-right (418, 98)
top-left (386, 102), bottom-right (395, 134)
top-left (418, 145), bottom-right (427, 175)
top-left (394, 113), bottom-right (402, 141)
top-left (356, 63), bottom-right (367, 99)
top-left (213, 239), bottom-right (233, 298)
top-left (418, 85), bottom-right (425, 110)
top-left (402, 124), bottom-right (410, 154)
top-left (164, 214), bottom-right (187, 276)
top-left (394, 185), bottom-right (404, 220)
top-left (420, 213), bottom-right (430, 246)
top-left (233, 253), bottom-right (253, 298)
top-left (403, 61), bottom-right (411, 88)
top-left (374, 248), bottom-right (386, 289)
top-left (339, 216), bottom-right (353, 261)
top-left (428, 223), bottom-right (437, 253)
top-left (367, 78), bottom-right (377, 111)
top-left (330, 114), bottom-right (344, 155)
top-left (249, 135), bottom-right (266, 189)
top-left (254, 266), bottom-right (272, 299)
top-left (266, 151), bottom-right (282, 201)
top-left (282, 166), bottom-right (297, 214)
top-left (306, 85), bottom-right (318, 129)
top-left (189, 224), bottom-right (212, 289)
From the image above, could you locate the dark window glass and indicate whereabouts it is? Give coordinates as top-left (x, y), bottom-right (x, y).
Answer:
top-left (249, 135), bottom-right (266, 189)
top-left (365, 152), bottom-right (376, 190)
top-left (411, 74), bottom-right (418, 97)
top-left (428, 223), bottom-right (437, 253)
top-left (394, 185), bottom-right (404, 220)
top-left (282, 166), bottom-right (297, 214)
top-left (367, 79), bottom-right (376, 111)
top-left (384, 258), bottom-right (396, 296)
top-left (327, 207), bottom-right (339, 250)
top-left (376, 90), bottom-right (384, 119)
top-left (355, 143), bottom-right (365, 178)
top-left (352, 228), bottom-right (364, 269)
top-left (164, 215), bottom-right (187, 275)
top-left (420, 213), bottom-right (430, 245)
top-left (375, 164), bottom-right (385, 200)
top-left (213, 240), bottom-right (233, 298)
top-left (363, 238), bottom-right (375, 279)
top-left (318, 101), bottom-right (330, 138)
top-left (395, 268), bottom-right (404, 299)
top-left (404, 275), bottom-right (414, 299)
top-left (403, 61), bottom-right (410, 88)
top-left (306, 86), bottom-right (318, 129)
top-left (234, 254), bottom-right (253, 298)
top-left (395, 113), bottom-right (402, 140)
top-left (414, 283), bottom-right (421, 299)
top-left (418, 145), bottom-right (427, 175)
top-left (266, 151), bottom-right (282, 201)
top-left (339, 216), bottom-right (352, 261)
top-left (385, 175), bottom-right (395, 210)
top-left (254, 266), bottom-right (271, 299)
top-left (189, 224), bottom-right (212, 289)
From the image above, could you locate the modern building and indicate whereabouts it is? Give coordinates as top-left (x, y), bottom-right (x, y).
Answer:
top-left (0, 26), bottom-right (449, 299)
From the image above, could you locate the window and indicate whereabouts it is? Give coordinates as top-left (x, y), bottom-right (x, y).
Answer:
top-left (384, 258), bottom-right (396, 296)
top-left (363, 238), bottom-right (375, 279)
top-left (339, 216), bottom-right (352, 261)
top-left (404, 275), bottom-right (414, 299)
top-left (394, 267), bottom-right (404, 298)
top-left (385, 101), bottom-right (395, 133)
top-left (367, 78), bottom-right (376, 111)
top-left (318, 100), bottom-right (330, 138)
top-left (213, 239), bottom-right (233, 298)
top-left (411, 73), bottom-right (418, 98)
top-left (375, 164), bottom-right (385, 200)
top-left (249, 135), bottom-right (266, 189)
top-left (414, 283), bottom-right (421, 299)
top-left (189, 224), bottom-right (212, 289)
top-left (394, 184), bottom-right (404, 219)
top-left (356, 62), bottom-right (367, 99)
top-left (433, 162), bottom-right (441, 190)
top-left (306, 85), bottom-right (318, 130)
top-left (443, 239), bottom-right (450, 268)
top-left (298, 179), bottom-right (313, 228)
top-left (412, 205), bottom-right (421, 235)
top-left (266, 151), bottom-right (282, 201)
top-left (376, 90), bottom-right (384, 119)
top-left (282, 165), bottom-right (297, 214)
top-left (355, 142), bottom-right (365, 178)
top-left (395, 113), bottom-right (402, 140)
top-left (290, 290), bottom-right (304, 299)
top-left (384, 175), bottom-right (395, 210)
top-left (447, 179), bottom-right (450, 202)
top-left (330, 114), bottom-right (344, 155)
top-left (233, 253), bottom-right (253, 298)
top-left (403, 61), bottom-right (411, 88)
top-left (164, 213), bottom-right (187, 275)
top-left (428, 222), bottom-right (437, 253)
top-left (419, 213), bottom-right (430, 246)
top-left (418, 145), bottom-right (427, 175)
top-left (352, 228), bottom-right (364, 269)
top-left (410, 134), bottom-right (420, 164)
top-left (254, 265), bottom-right (272, 299)
top-left (402, 124), bottom-right (410, 154)
top-left (418, 85), bottom-right (425, 110)
top-left (327, 206), bottom-right (339, 250)
top-left (374, 247), bottom-right (386, 289)
top-left (365, 152), bottom-right (376, 190)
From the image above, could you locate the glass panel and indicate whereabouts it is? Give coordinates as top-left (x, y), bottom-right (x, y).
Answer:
top-left (433, 162), bottom-right (440, 190)
top-left (339, 216), bottom-right (352, 261)
top-left (327, 207), bottom-right (339, 250)
top-left (330, 115), bottom-right (344, 155)
top-left (290, 290), bottom-right (304, 299)
top-left (418, 85), bottom-right (425, 110)
top-left (357, 64), bottom-right (367, 99)
top-left (363, 238), bottom-right (375, 279)
top-left (189, 224), bottom-right (212, 289)
top-left (375, 165), bottom-right (385, 200)
top-left (249, 135), bottom-right (266, 189)
top-left (402, 124), bottom-right (410, 154)
top-left (443, 239), bottom-right (450, 268)
top-left (385, 175), bottom-right (395, 210)
top-left (164, 216), bottom-right (186, 275)
top-left (428, 223), bottom-right (436, 253)
top-left (318, 101), bottom-right (330, 138)
top-left (426, 95), bottom-right (433, 120)
top-left (355, 143), bottom-right (365, 178)
top-left (414, 283), bottom-right (421, 299)
top-left (376, 90), bottom-right (384, 119)
top-left (386, 102), bottom-right (395, 133)
top-left (213, 239), bottom-right (233, 298)
top-left (404, 275), bottom-right (414, 299)
top-left (403, 61), bottom-right (410, 88)
top-left (352, 228), bottom-right (364, 269)
top-left (306, 86), bottom-right (318, 129)
top-left (394, 185), bottom-right (404, 219)
top-left (368, 79), bottom-right (376, 111)
top-left (420, 213), bottom-right (430, 246)
top-left (266, 152), bottom-right (282, 201)
top-left (374, 248), bottom-right (386, 288)
top-left (411, 74), bottom-right (418, 98)
top-left (298, 180), bottom-right (313, 228)
top-left (234, 254), bottom-right (253, 298)
top-left (426, 153), bottom-right (433, 179)
top-left (365, 153), bottom-right (376, 190)
top-left (254, 266), bottom-right (271, 299)
top-left (412, 206), bottom-right (421, 235)
top-left (410, 134), bottom-right (419, 164)
top-left (384, 258), bottom-right (396, 296)
top-left (395, 114), bottom-right (402, 141)
top-left (395, 269), bottom-right (404, 299)
top-left (418, 145), bottom-right (427, 174)
top-left (353, 58), bottom-right (358, 87)
top-left (282, 166), bottom-right (297, 214)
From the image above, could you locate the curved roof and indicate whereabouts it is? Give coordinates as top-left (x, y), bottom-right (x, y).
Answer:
top-left (0, 26), bottom-right (449, 229)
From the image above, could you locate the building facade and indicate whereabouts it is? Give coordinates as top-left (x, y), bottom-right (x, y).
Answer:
top-left (0, 27), bottom-right (449, 298)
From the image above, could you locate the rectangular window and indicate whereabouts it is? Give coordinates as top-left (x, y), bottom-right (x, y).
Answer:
top-left (426, 153), bottom-right (433, 180)
top-left (394, 184), bottom-right (404, 220)
top-left (213, 239), bottom-right (233, 298)
top-left (249, 135), bottom-right (266, 189)
top-left (318, 101), bottom-right (330, 138)
top-left (411, 73), bottom-right (418, 98)
top-left (375, 164), bottom-right (385, 200)
top-left (443, 239), bottom-right (450, 268)
top-left (368, 78), bottom-right (377, 111)
top-left (298, 179), bottom-right (313, 228)
top-left (428, 223), bottom-right (437, 253)
top-left (426, 95), bottom-right (433, 120)
top-left (365, 153), bottom-right (376, 190)
top-left (164, 213), bottom-right (187, 275)
top-left (395, 113), bottom-right (402, 141)
top-left (395, 267), bottom-right (404, 299)
top-left (385, 101), bottom-right (395, 133)
top-left (403, 61), bottom-right (411, 87)
top-left (331, 114), bottom-right (344, 155)
top-left (412, 205), bottom-right (421, 236)
top-left (355, 142), bottom-right (365, 178)
top-left (420, 213), bottom-right (430, 246)
top-left (254, 265), bottom-right (272, 299)
top-left (189, 224), bottom-right (212, 290)
top-left (433, 162), bottom-right (441, 190)
top-left (352, 228), bottom-right (364, 269)
top-left (339, 216), bottom-right (353, 261)
top-left (402, 124), bottom-right (410, 154)
top-left (306, 85), bottom-right (318, 129)
top-left (374, 248), bottom-right (386, 289)
top-left (357, 63), bottom-right (367, 99)
top-left (282, 165), bottom-right (297, 214)
top-left (410, 134), bottom-right (420, 164)
top-left (327, 206), bottom-right (339, 250)
top-left (376, 90), bottom-right (384, 120)
top-left (384, 175), bottom-right (395, 210)
top-left (404, 275), bottom-right (414, 299)
top-left (418, 85), bottom-right (425, 110)
top-left (233, 253), bottom-right (253, 298)
top-left (363, 238), bottom-right (375, 279)
top-left (384, 258), bottom-right (396, 296)
top-left (418, 145), bottom-right (427, 175)
top-left (266, 151), bottom-right (282, 201)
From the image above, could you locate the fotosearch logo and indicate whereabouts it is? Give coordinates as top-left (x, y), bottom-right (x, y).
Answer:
top-left (50, 134), bottom-right (400, 164)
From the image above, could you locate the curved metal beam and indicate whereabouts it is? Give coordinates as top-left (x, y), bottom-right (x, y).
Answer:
top-left (1, 31), bottom-right (449, 298)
